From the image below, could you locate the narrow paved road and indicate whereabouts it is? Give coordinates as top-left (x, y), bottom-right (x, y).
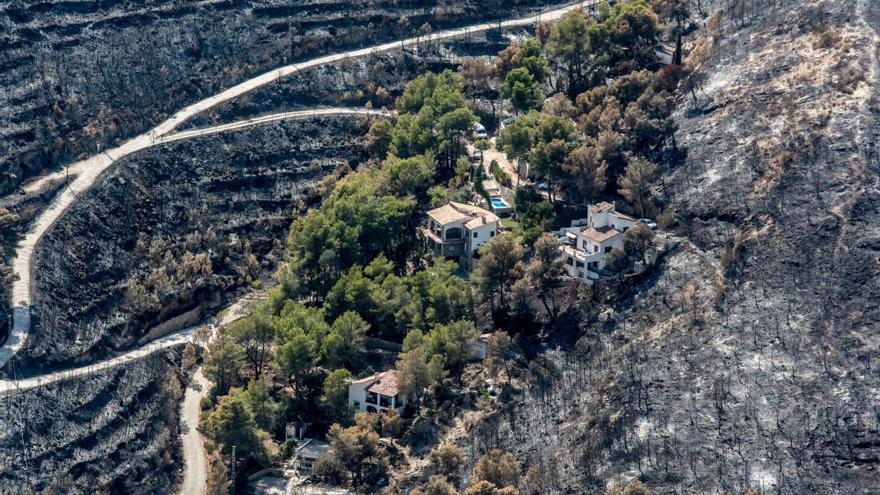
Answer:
top-left (179, 368), bottom-right (210, 495)
top-left (3, 0), bottom-right (596, 370)
top-left (0, 2), bottom-right (600, 493)
top-left (0, 108), bottom-right (388, 370)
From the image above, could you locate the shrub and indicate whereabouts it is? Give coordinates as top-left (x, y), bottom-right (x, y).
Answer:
top-left (604, 247), bottom-right (629, 272)
top-left (490, 160), bottom-right (512, 188)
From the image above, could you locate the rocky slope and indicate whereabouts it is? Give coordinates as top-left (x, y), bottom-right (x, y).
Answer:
top-left (464, 0), bottom-right (880, 493)
top-left (0, 351), bottom-right (186, 494)
top-left (0, 0), bottom-right (559, 196)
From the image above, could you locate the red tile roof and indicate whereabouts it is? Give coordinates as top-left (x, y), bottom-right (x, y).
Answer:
top-left (580, 226), bottom-right (621, 243)
top-left (363, 370), bottom-right (400, 397)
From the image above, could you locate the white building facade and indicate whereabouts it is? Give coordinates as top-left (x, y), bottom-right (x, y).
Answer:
top-left (422, 202), bottom-right (500, 269)
top-left (560, 202), bottom-right (638, 283)
top-left (348, 370), bottom-right (407, 415)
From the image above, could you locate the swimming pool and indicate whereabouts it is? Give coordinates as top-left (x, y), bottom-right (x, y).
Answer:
top-left (490, 197), bottom-right (510, 208)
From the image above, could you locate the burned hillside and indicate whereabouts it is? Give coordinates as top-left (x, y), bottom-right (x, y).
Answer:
top-left (461, 0), bottom-right (880, 493)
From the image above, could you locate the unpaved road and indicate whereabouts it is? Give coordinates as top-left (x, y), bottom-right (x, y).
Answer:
top-left (0, 107), bottom-right (387, 370)
top-left (3, 0), bottom-right (597, 370)
top-left (179, 368), bottom-right (210, 495)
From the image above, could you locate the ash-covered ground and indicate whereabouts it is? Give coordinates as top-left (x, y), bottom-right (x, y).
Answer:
top-left (462, 1), bottom-right (880, 493)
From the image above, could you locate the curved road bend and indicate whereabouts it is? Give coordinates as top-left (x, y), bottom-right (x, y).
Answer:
top-left (0, 108), bottom-right (387, 370)
top-left (4, 0), bottom-right (597, 369)
top-left (0, 2), bottom-right (599, 492)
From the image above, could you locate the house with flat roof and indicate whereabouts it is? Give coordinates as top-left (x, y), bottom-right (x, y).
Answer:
top-left (421, 202), bottom-right (500, 269)
top-left (348, 370), bottom-right (407, 415)
top-left (560, 202), bottom-right (639, 283)
top-left (293, 438), bottom-right (331, 474)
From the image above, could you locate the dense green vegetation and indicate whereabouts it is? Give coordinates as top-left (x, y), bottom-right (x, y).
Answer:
top-left (198, 1), bottom-right (690, 492)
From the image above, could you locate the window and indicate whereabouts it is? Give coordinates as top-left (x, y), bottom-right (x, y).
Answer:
top-left (445, 227), bottom-right (463, 240)
top-left (594, 245), bottom-right (598, 253)
top-left (473, 232), bottom-right (478, 239)
top-left (575, 261), bottom-right (584, 268)
top-left (582, 240), bottom-right (588, 249)
top-left (566, 257), bottom-right (574, 266)
top-left (604, 246), bottom-right (612, 253)
top-left (490, 231), bottom-right (495, 237)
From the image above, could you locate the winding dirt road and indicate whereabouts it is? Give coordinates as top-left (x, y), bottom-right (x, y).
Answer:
top-left (2, 1), bottom-right (596, 371)
top-left (0, 2), bottom-right (598, 493)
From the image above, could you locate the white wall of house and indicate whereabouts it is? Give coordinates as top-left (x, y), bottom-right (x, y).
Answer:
top-left (468, 222), bottom-right (498, 254)
top-left (608, 214), bottom-right (637, 232)
top-left (348, 380), bottom-right (372, 412)
top-left (348, 378), bottom-right (406, 414)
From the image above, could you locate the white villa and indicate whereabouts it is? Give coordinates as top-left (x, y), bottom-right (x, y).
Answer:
top-left (560, 202), bottom-right (639, 283)
top-left (348, 370), bottom-right (407, 415)
top-left (421, 202), bottom-right (500, 269)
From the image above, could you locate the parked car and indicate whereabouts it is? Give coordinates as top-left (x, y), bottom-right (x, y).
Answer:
top-left (472, 122), bottom-right (488, 139)
top-left (640, 218), bottom-right (658, 229)
top-left (536, 182), bottom-right (549, 191)
top-left (470, 148), bottom-right (483, 162)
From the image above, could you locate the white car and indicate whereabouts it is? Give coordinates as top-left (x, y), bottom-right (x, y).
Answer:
top-left (640, 219), bottom-right (658, 229)
top-left (472, 122), bottom-right (488, 139)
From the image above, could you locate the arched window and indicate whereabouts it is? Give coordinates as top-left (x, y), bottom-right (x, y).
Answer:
top-left (445, 227), bottom-right (463, 240)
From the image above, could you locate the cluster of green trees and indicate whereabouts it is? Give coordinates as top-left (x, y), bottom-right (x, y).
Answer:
top-left (488, 1), bottom-right (681, 222)
top-left (199, 68), bottom-right (484, 486)
top-left (198, 1), bottom-right (695, 489)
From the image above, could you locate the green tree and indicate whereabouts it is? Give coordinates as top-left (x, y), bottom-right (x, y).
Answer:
top-left (367, 119), bottom-right (394, 158)
top-left (473, 235), bottom-right (524, 310)
top-left (238, 379), bottom-right (279, 432)
top-left (228, 312), bottom-right (275, 378)
top-left (274, 327), bottom-right (318, 404)
top-left (546, 10), bottom-right (592, 97)
top-left (325, 311), bottom-right (369, 370)
top-left (427, 320), bottom-right (480, 372)
top-left (200, 393), bottom-right (269, 465)
top-left (203, 331), bottom-right (244, 397)
top-left (323, 369), bottom-right (354, 424)
top-left (395, 347), bottom-right (443, 405)
top-left (525, 234), bottom-right (567, 324)
top-left (502, 67), bottom-right (543, 114)
top-left (382, 154), bottom-right (435, 195)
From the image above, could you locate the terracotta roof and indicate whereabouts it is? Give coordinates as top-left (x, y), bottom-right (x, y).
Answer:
top-left (428, 204), bottom-right (470, 225)
top-left (364, 370), bottom-right (400, 397)
top-left (580, 225), bottom-right (621, 243)
top-left (449, 202), bottom-right (498, 221)
top-left (465, 215), bottom-right (497, 230)
top-left (610, 210), bottom-right (638, 222)
top-left (428, 202), bottom-right (499, 227)
top-left (594, 201), bottom-right (615, 212)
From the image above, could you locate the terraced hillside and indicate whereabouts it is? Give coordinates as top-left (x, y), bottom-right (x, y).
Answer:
top-left (0, 352), bottom-right (185, 494)
top-left (23, 115), bottom-right (366, 367)
top-left (0, 0), bottom-right (558, 196)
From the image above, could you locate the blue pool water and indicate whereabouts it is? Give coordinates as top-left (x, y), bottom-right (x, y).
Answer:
top-left (491, 197), bottom-right (510, 208)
